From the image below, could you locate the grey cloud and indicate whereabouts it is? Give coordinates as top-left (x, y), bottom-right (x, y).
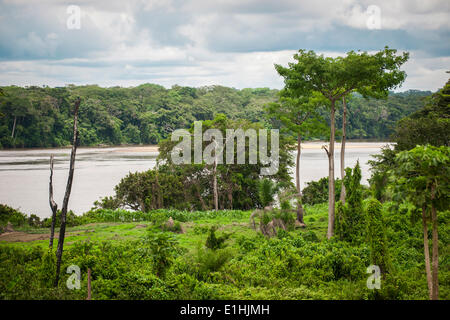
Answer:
top-left (0, 0), bottom-right (448, 91)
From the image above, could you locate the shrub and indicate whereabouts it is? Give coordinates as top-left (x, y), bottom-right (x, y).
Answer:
top-left (205, 226), bottom-right (231, 250)
top-left (366, 198), bottom-right (390, 274)
top-left (144, 231), bottom-right (179, 278)
top-left (302, 177), bottom-right (342, 205)
top-left (335, 162), bottom-right (365, 243)
top-left (0, 204), bottom-right (27, 228)
top-left (42, 210), bottom-right (82, 228)
top-left (258, 178), bottom-right (277, 207)
top-left (194, 244), bottom-right (232, 281)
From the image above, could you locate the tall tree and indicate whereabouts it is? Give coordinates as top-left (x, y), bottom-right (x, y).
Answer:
top-left (54, 97), bottom-right (80, 287)
top-left (266, 91), bottom-right (327, 223)
top-left (392, 145), bottom-right (449, 300)
top-left (275, 47), bottom-right (408, 238)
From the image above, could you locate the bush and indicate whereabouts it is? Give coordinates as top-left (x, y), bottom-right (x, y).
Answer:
top-left (366, 198), bottom-right (390, 274)
top-left (302, 177), bottom-right (342, 205)
top-left (144, 230), bottom-right (179, 278)
top-left (193, 245), bottom-right (232, 281)
top-left (335, 162), bottom-right (365, 243)
top-left (0, 204), bottom-right (27, 228)
top-left (42, 210), bottom-right (83, 228)
top-left (205, 226), bottom-right (231, 250)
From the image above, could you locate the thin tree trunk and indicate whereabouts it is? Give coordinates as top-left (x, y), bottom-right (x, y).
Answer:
top-left (212, 138), bottom-right (219, 211)
top-left (228, 188), bottom-right (233, 209)
top-left (327, 100), bottom-right (336, 239)
top-left (54, 98), bottom-right (80, 287)
top-left (213, 158), bottom-right (218, 211)
top-left (431, 189), bottom-right (439, 300)
top-left (339, 97), bottom-right (347, 203)
top-left (11, 115), bottom-right (17, 138)
top-left (195, 185), bottom-right (208, 211)
top-left (296, 134), bottom-right (305, 223)
top-left (421, 205), bottom-right (433, 299)
top-left (49, 154), bottom-right (58, 249)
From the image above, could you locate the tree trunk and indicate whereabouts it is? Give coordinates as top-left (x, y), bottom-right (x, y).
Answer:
top-left (213, 158), bottom-right (218, 211)
top-left (227, 188), bottom-right (233, 209)
top-left (296, 134), bottom-right (305, 223)
top-left (49, 154), bottom-right (58, 250)
top-left (11, 115), bottom-right (17, 139)
top-left (431, 191), bottom-right (439, 300)
top-left (327, 100), bottom-right (336, 239)
top-left (54, 98), bottom-right (80, 287)
top-left (195, 185), bottom-right (208, 211)
top-left (421, 205), bottom-right (433, 299)
top-left (339, 97), bottom-right (347, 203)
top-left (211, 138), bottom-right (219, 211)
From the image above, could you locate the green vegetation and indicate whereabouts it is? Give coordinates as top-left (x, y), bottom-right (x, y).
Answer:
top-left (393, 79), bottom-right (450, 151)
top-left (335, 162), bottom-right (365, 243)
top-left (0, 84), bottom-right (431, 149)
top-left (0, 49), bottom-right (448, 301)
top-left (0, 202), bottom-right (448, 300)
top-left (96, 113), bottom-right (293, 212)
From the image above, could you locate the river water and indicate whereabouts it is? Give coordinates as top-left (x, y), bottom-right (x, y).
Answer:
top-left (0, 142), bottom-right (390, 219)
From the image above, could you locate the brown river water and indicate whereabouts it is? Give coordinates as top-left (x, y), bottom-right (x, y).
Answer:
top-left (0, 142), bottom-right (390, 219)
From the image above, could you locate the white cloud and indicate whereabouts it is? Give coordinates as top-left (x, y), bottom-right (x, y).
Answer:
top-left (0, 0), bottom-right (448, 91)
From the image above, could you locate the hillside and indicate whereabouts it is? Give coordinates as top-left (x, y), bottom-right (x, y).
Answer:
top-left (0, 84), bottom-right (431, 148)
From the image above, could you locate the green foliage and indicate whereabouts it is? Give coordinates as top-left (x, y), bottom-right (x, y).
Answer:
top-left (258, 179), bottom-right (277, 207)
top-left (205, 226), bottom-right (231, 250)
top-left (92, 196), bottom-right (121, 210)
top-left (391, 145), bottom-right (449, 212)
top-left (0, 200), bottom-right (448, 300)
top-left (335, 162), bottom-right (365, 243)
top-left (106, 114), bottom-right (294, 211)
top-left (81, 208), bottom-right (248, 224)
top-left (0, 83), bottom-right (431, 149)
top-left (144, 231), bottom-right (179, 278)
top-left (368, 145), bottom-right (397, 202)
top-left (41, 210), bottom-right (83, 228)
top-left (0, 204), bottom-right (27, 228)
top-left (275, 47), bottom-right (409, 102)
top-left (393, 78), bottom-right (450, 151)
top-left (265, 91), bottom-right (328, 144)
top-left (365, 198), bottom-right (390, 274)
top-left (302, 177), bottom-right (342, 205)
top-left (193, 244), bottom-right (233, 281)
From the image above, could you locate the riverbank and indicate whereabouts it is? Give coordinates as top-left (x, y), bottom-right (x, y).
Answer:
top-left (0, 141), bottom-right (392, 152)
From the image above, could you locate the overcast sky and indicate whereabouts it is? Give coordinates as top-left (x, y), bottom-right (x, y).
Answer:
top-left (0, 0), bottom-right (449, 91)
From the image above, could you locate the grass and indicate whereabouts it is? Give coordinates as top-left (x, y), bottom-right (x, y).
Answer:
top-left (1, 204), bottom-right (328, 251)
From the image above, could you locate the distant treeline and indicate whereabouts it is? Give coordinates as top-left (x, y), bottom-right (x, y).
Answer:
top-left (0, 84), bottom-right (431, 148)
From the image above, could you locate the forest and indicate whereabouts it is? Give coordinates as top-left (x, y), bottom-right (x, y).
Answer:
top-left (0, 48), bottom-right (448, 302)
top-left (0, 83), bottom-right (431, 149)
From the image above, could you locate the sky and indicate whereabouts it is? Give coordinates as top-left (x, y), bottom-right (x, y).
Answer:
top-left (0, 0), bottom-right (449, 91)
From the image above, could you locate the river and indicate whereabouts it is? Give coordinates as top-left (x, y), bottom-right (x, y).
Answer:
top-left (0, 142), bottom-right (390, 219)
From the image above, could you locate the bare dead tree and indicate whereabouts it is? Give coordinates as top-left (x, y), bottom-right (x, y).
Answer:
top-left (49, 154), bottom-right (58, 249)
top-left (54, 97), bottom-right (80, 287)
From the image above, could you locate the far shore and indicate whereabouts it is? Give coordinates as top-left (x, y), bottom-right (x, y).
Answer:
top-left (0, 141), bottom-right (393, 153)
